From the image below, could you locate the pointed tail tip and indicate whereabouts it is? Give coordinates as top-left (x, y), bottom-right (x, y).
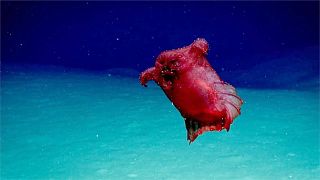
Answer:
top-left (187, 133), bottom-right (197, 144)
top-left (188, 138), bottom-right (195, 145)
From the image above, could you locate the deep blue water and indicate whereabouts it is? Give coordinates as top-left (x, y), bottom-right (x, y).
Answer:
top-left (1, 1), bottom-right (319, 179)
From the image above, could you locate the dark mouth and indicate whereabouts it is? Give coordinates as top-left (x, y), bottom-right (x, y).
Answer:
top-left (162, 74), bottom-right (174, 82)
top-left (161, 66), bottom-right (176, 82)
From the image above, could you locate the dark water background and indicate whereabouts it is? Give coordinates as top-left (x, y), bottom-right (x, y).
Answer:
top-left (2, 1), bottom-right (319, 90)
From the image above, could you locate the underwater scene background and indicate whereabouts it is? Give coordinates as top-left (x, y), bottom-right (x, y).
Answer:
top-left (1, 1), bottom-right (319, 179)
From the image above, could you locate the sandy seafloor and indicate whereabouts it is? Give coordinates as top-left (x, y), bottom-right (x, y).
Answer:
top-left (1, 65), bottom-right (319, 179)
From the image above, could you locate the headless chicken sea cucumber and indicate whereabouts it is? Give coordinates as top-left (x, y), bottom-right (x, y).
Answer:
top-left (140, 38), bottom-right (243, 143)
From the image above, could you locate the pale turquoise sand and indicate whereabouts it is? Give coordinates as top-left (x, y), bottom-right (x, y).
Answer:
top-left (1, 65), bottom-right (319, 179)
